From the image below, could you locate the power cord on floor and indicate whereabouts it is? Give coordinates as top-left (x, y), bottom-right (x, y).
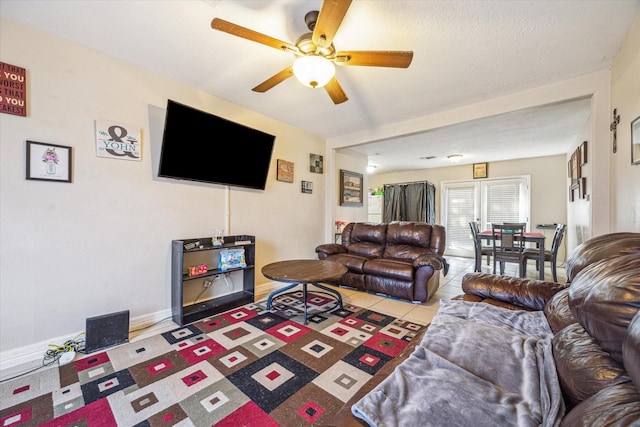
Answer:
top-left (43, 333), bottom-right (85, 364)
top-left (0, 333), bottom-right (85, 383)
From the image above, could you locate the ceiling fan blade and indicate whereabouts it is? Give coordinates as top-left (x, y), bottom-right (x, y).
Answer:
top-left (324, 77), bottom-right (348, 104)
top-left (211, 18), bottom-right (299, 54)
top-left (252, 66), bottom-right (294, 93)
top-left (313, 0), bottom-right (353, 48)
top-left (334, 51), bottom-right (413, 68)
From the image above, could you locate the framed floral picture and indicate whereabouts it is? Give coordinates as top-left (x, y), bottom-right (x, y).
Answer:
top-left (26, 140), bottom-right (72, 182)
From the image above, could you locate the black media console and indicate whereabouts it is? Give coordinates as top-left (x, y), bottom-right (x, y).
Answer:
top-left (171, 235), bottom-right (255, 326)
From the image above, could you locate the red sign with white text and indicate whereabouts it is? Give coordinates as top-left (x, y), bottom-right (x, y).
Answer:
top-left (0, 62), bottom-right (27, 117)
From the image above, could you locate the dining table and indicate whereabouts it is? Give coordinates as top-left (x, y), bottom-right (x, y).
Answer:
top-left (477, 229), bottom-right (546, 280)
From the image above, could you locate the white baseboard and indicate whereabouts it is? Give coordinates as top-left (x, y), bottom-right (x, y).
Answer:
top-left (0, 308), bottom-right (173, 373)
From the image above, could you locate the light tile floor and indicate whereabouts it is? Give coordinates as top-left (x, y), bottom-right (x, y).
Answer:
top-left (0, 256), bottom-right (565, 381)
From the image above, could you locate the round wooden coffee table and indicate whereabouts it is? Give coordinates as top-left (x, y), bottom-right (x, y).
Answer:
top-left (262, 259), bottom-right (347, 324)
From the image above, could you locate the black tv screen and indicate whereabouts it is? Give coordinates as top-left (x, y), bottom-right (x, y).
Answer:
top-left (158, 100), bottom-right (276, 190)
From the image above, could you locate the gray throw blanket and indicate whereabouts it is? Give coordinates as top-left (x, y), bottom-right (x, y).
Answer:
top-left (352, 299), bottom-right (565, 427)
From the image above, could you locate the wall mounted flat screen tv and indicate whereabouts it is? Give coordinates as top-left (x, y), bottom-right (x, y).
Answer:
top-left (158, 99), bottom-right (276, 190)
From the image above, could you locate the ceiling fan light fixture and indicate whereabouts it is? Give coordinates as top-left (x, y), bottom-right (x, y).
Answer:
top-left (447, 154), bottom-right (463, 163)
top-left (293, 55), bottom-right (335, 88)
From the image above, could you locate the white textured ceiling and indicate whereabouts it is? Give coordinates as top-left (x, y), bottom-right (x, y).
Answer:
top-left (1, 0), bottom-right (638, 172)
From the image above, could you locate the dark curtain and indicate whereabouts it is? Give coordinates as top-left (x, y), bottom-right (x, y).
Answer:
top-left (383, 181), bottom-right (436, 223)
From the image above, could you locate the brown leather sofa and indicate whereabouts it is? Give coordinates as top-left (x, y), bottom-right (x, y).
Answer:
top-left (325, 232), bottom-right (640, 426)
top-left (461, 232), bottom-right (640, 425)
top-left (315, 222), bottom-right (446, 302)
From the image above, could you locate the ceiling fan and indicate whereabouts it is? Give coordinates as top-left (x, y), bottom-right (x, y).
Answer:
top-left (211, 0), bottom-right (413, 104)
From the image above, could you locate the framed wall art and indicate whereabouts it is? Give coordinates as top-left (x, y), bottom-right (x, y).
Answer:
top-left (26, 140), bottom-right (72, 183)
top-left (632, 115), bottom-right (640, 165)
top-left (569, 150), bottom-right (580, 180)
top-left (276, 159), bottom-right (294, 182)
top-left (568, 143), bottom-right (586, 201)
top-left (473, 162), bottom-right (488, 179)
top-left (95, 119), bottom-right (141, 161)
top-left (580, 141), bottom-right (588, 165)
top-left (310, 153), bottom-right (324, 173)
top-left (340, 169), bottom-right (363, 206)
top-left (579, 177), bottom-right (587, 199)
top-left (0, 62), bottom-right (27, 117)
top-left (301, 180), bottom-right (313, 194)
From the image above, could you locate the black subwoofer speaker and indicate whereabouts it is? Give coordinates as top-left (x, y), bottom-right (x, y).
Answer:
top-left (83, 310), bottom-right (130, 353)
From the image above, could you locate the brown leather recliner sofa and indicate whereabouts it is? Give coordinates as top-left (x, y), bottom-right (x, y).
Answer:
top-left (461, 232), bottom-right (640, 425)
top-left (315, 222), bottom-right (446, 302)
top-left (326, 232), bottom-right (640, 426)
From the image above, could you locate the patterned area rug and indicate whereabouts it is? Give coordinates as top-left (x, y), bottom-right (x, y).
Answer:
top-left (0, 291), bottom-right (427, 426)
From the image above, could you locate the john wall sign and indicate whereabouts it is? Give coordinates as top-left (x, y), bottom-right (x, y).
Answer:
top-left (0, 62), bottom-right (27, 117)
top-left (95, 119), bottom-right (141, 161)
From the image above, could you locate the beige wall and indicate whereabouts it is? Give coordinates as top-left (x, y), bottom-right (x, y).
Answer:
top-left (611, 17), bottom-right (640, 231)
top-left (0, 19), bottom-right (327, 358)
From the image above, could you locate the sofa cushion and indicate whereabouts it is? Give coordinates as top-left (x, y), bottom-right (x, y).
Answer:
top-left (544, 288), bottom-right (576, 334)
top-left (461, 272), bottom-right (565, 311)
top-left (623, 311), bottom-right (640, 393)
top-left (565, 232), bottom-right (640, 282)
top-left (568, 254), bottom-right (640, 364)
top-left (561, 382), bottom-right (640, 427)
top-left (384, 222), bottom-right (434, 259)
top-left (363, 258), bottom-right (413, 281)
top-left (553, 322), bottom-right (630, 407)
top-left (324, 253), bottom-right (369, 274)
top-left (345, 223), bottom-right (387, 258)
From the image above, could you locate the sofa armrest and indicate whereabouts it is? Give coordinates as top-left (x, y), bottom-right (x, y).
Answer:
top-left (461, 272), bottom-right (567, 311)
top-left (315, 243), bottom-right (347, 260)
top-left (413, 254), bottom-right (443, 271)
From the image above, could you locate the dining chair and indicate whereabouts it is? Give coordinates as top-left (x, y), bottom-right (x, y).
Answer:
top-left (523, 223), bottom-right (566, 282)
top-left (491, 223), bottom-right (526, 277)
top-left (469, 221), bottom-right (491, 272)
top-left (503, 222), bottom-right (527, 232)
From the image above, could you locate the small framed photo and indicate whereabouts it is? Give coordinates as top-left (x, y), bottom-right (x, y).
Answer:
top-left (310, 153), bottom-right (323, 173)
top-left (301, 180), bottom-right (313, 194)
top-left (579, 177), bottom-right (587, 199)
top-left (473, 162), bottom-right (488, 179)
top-left (632, 115), bottom-right (640, 165)
top-left (340, 169), bottom-right (363, 206)
top-left (26, 140), bottom-right (72, 182)
top-left (570, 150), bottom-right (580, 180)
top-left (580, 141), bottom-right (588, 165)
top-left (569, 183), bottom-right (579, 202)
top-left (276, 159), bottom-right (294, 183)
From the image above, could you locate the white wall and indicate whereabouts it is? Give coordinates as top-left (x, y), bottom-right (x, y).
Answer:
top-left (0, 19), bottom-right (327, 357)
top-left (611, 17), bottom-right (640, 231)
